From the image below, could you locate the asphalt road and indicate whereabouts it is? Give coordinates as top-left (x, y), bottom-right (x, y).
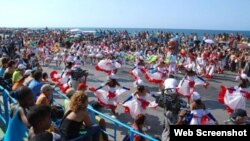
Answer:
top-left (45, 60), bottom-right (250, 140)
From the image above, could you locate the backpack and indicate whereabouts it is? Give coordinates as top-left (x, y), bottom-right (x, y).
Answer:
top-left (156, 90), bottom-right (182, 114)
top-left (71, 67), bottom-right (88, 80)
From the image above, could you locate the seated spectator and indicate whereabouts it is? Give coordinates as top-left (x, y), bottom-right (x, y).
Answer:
top-left (0, 57), bottom-right (9, 77)
top-left (23, 69), bottom-right (35, 86)
top-left (64, 87), bottom-right (108, 141)
top-left (3, 86), bottom-right (35, 141)
top-left (64, 88), bottom-right (76, 112)
top-left (28, 70), bottom-right (44, 99)
top-left (60, 91), bottom-right (101, 141)
top-left (3, 60), bottom-right (16, 80)
top-left (12, 64), bottom-right (26, 84)
top-left (36, 84), bottom-right (53, 105)
top-left (12, 69), bottom-right (32, 91)
top-left (28, 105), bottom-right (61, 141)
top-left (36, 84), bottom-right (64, 119)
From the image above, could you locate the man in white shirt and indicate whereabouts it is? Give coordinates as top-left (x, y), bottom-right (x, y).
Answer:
top-left (163, 75), bottom-right (178, 92)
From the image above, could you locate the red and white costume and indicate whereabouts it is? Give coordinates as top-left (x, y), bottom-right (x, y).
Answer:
top-left (123, 94), bottom-right (158, 119)
top-left (123, 80), bottom-right (158, 119)
top-left (196, 56), bottom-right (206, 75)
top-left (216, 53), bottom-right (225, 74)
top-left (189, 92), bottom-right (217, 125)
top-left (218, 85), bottom-right (250, 114)
top-left (129, 65), bottom-right (146, 81)
top-left (168, 54), bottom-right (177, 75)
top-left (145, 65), bottom-right (167, 84)
top-left (189, 109), bottom-right (216, 125)
top-left (96, 59), bottom-right (122, 74)
top-left (90, 74), bottom-right (129, 110)
top-left (205, 54), bottom-right (216, 78)
top-left (95, 48), bottom-right (104, 59)
top-left (176, 75), bottom-right (209, 98)
top-left (66, 54), bottom-right (74, 63)
top-left (54, 53), bottom-right (62, 61)
top-left (91, 86), bottom-right (128, 110)
top-left (50, 68), bottom-right (71, 93)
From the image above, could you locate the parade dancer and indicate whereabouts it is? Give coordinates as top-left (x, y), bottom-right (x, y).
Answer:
top-left (177, 49), bottom-right (187, 71)
top-left (123, 79), bottom-right (158, 119)
top-left (54, 53), bottom-right (62, 68)
top-left (188, 92), bottom-right (218, 125)
top-left (167, 52), bottom-right (177, 75)
top-left (96, 56), bottom-right (122, 75)
top-left (95, 47), bottom-right (104, 63)
top-left (218, 85), bottom-right (250, 114)
top-left (217, 52), bottom-right (225, 74)
top-left (204, 52), bottom-right (217, 79)
top-left (196, 53), bottom-right (206, 75)
top-left (44, 48), bottom-right (52, 66)
top-left (129, 57), bottom-right (146, 80)
top-left (145, 60), bottom-right (167, 85)
top-left (61, 49), bottom-right (68, 66)
top-left (88, 46), bottom-right (96, 65)
top-left (177, 64), bottom-right (209, 99)
top-left (89, 74), bottom-right (130, 118)
top-left (50, 62), bottom-right (73, 93)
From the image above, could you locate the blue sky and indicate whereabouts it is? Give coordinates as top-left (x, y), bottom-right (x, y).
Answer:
top-left (0, 0), bottom-right (250, 30)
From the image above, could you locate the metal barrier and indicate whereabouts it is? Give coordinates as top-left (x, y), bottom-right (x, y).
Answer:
top-left (54, 90), bottom-right (159, 141)
top-left (0, 86), bottom-right (17, 126)
top-left (0, 86), bottom-right (158, 141)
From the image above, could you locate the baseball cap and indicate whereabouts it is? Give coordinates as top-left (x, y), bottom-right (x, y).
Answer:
top-left (41, 84), bottom-right (53, 93)
top-left (24, 69), bottom-right (32, 76)
top-left (17, 64), bottom-right (26, 70)
top-left (77, 83), bottom-right (88, 90)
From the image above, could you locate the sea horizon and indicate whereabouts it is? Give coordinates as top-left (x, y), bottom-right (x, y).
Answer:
top-left (1, 27), bottom-right (250, 37)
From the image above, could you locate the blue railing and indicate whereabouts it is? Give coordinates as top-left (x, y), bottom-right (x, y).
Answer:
top-left (0, 86), bottom-right (17, 126)
top-left (53, 90), bottom-right (159, 141)
top-left (0, 86), bottom-right (159, 141)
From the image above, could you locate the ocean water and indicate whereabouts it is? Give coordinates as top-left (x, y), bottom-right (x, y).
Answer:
top-left (77, 27), bottom-right (250, 37)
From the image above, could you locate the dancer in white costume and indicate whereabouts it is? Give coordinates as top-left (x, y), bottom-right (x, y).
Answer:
top-left (50, 62), bottom-right (73, 93)
top-left (130, 57), bottom-right (146, 81)
top-left (54, 53), bottom-right (62, 67)
top-left (96, 56), bottom-right (122, 75)
top-left (89, 74), bottom-right (130, 118)
top-left (88, 46), bottom-right (96, 64)
top-left (188, 92), bottom-right (218, 125)
top-left (196, 53), bottom-right (206, 75)
top-left (168, 53), bottom-right (177, 75)
top-left (123, 79), bottom-right (158, 119)
top-left (145, 60), bottom-right (167, 85)
top-left (218, 74), bottom-right (250, 113)
top-left (177, 64), bottom-right (209, 98)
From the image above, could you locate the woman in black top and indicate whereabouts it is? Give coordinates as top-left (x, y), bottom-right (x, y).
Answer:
top-left (60, 91), bottom-right (100, 141)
